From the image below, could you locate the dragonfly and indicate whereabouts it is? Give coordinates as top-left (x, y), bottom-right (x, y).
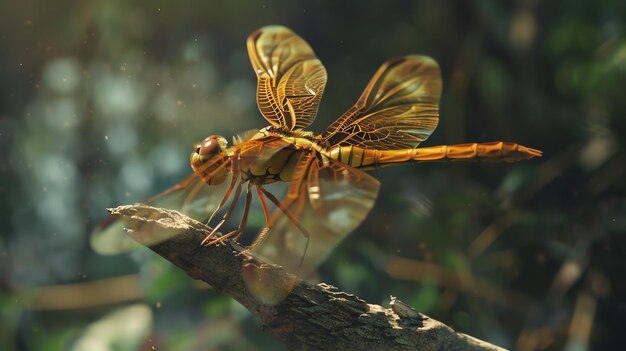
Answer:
top-left (92, 25), bottom-right (541, 273)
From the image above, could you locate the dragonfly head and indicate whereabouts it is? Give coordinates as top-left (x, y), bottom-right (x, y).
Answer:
top-left (190, 135), bottom-right (229, 185)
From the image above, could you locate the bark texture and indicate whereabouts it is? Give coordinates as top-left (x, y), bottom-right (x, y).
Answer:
top-left (110, 204), bottom-right (507, 351)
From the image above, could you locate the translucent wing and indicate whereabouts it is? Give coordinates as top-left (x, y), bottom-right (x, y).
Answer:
top-left (322, 55), bottom-right (442, 149)
top-left (252, 152), bottom-right (380, 275)
top-left (91, 172), bottom-right (232, 255)
top-left (247, 25), bottom-right (327, 131)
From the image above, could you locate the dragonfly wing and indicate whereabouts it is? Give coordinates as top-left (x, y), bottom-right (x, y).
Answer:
top-left (323, 55), bottom-right (442, 149)
top-left (247, 25), bottom-right (327, 131)
top-left (91, 172), bottom-right (233, 255)
top-left (252, 153), bottom-right (380, 275)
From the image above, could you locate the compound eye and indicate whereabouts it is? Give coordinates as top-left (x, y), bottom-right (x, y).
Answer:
top-left (198, 137), bottom-right (221, 156)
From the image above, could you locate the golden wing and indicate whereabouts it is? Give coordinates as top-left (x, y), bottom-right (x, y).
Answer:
top-left (251, 152), bottom-right (380, 275)
top-left (91, 172), bottom-right (233, 255)
top-left (247, 25), bottom-right (327, 131)
top-left (322, 55), bottom-right (442, 149)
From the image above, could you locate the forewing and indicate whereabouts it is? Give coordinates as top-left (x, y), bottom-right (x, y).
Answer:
top-left (252, 153), bottom-right (380, 275)
top-left (247, 25), bottom-right (327, 130)
top-left (91, 172), bottom-right (232, 254)
top-left (323, 55), bottom-right (442, 149)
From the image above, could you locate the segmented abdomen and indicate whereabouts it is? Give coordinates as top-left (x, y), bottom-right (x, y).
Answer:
top-left (326, 142), bottom-right (542, 169)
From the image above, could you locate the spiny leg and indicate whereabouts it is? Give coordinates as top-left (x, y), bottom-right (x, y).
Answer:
top-left (204, 183), bottom-right (253, 246)
top-left (259, 186), bottom-right (311, 267)
top-left (260, 187), bottom-right (308, 238)
top-left (247, 185), bottom-right (275, 250)
top-left (256, 185), bottom-right (273, 229)
top-left (234, 183), bottom-right (254, 241)
top-left (201, 181), bottom-right (243, 246)
top-left (206, 169), bottom-right (239, 225)
top-left (204, 153), bottom-right (240, 225)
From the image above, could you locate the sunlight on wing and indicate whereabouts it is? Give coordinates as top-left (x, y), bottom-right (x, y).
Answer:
top-left (247, 25), bottom-right (327, 130)
top-left (252, 154), bottom-right (380, 276)
top-left (91, 173), bottom-right (233, 255)
top-left (323, 55), bottom-right (442, 149)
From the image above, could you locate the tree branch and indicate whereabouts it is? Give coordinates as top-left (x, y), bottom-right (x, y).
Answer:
top-left (110, 204), bottom-right (507, 351)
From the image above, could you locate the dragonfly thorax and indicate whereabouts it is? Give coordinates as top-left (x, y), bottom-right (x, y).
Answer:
top-left (190, 135), bottom-right (230, 185)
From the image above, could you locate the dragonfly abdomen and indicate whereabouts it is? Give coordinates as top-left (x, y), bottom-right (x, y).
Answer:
top-left (409, 142), bottom-right (542, 163)
top-left (326, 142), bottom-right (541, 169)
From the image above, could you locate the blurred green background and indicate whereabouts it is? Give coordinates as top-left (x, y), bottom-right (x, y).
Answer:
top-left (1, 0), bottom-right (625, 350)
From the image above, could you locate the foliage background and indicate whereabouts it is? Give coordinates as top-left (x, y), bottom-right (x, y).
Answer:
top-left (1, 0), bottom-right (625, 350)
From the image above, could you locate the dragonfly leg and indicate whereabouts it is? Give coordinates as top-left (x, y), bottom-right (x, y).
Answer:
top-left (234, 183), bottom-right (253, 241)
top-left (256, 185), bottom-right (273, 229)
top-left (203, 153), bottom-right (240, 221)
top-left (246, 185), bottom-right (275, 250)
top-left (258, 186), bottom-right (311, 267)
top-left (201, 227), bottom-right (241, 247)
top-left (205, 183), bottom-right (253, 246)
top-left (201, 181), bottom-right (243, 246)
top-left (259, 187), bottom-right (309, 239)
top-left (206, 169), bottom-right (239, 226)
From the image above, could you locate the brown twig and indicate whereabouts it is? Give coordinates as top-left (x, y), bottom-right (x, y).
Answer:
top-left (110, 204), bottom-right (507, 351)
